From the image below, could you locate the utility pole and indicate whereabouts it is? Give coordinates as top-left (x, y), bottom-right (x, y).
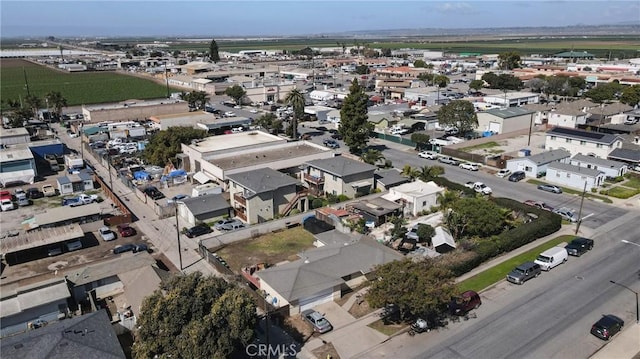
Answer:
top-left (527, 112), bottom-right (534, 146)
top-left (164, 61), bottom-right (170, 98)
top-left (175, 205), bottom-right (183, 271)
top-left (23, 67), bottom-right (31, 96)
top-left (575, 181), bottom-right (587, 235)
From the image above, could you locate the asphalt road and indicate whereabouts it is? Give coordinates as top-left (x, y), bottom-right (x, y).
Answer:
top-left (359, 215), bottom-right (640, 359)
top-left (380, 145), bottom-right (628, 230)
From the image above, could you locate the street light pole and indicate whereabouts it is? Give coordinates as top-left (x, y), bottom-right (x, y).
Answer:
top-left (609, 280), bottom-right (639, 324)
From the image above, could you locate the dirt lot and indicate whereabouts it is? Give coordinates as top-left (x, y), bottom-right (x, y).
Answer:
top-left (214, 226), bottom-right (316, 272)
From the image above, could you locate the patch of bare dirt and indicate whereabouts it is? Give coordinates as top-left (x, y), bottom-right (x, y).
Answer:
top-left (311, 342), bottom-right (340, 359)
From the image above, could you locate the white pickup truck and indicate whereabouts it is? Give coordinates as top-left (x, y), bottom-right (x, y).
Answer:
top-left (465, 181), bottom-right (493, 195)
top-left (62, 194), bottom-right (98, 207)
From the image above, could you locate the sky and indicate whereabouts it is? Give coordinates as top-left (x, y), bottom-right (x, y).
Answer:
top-left (1, 1), bottom-right (639, 38)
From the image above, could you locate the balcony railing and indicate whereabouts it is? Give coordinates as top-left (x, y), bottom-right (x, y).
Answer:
top-left (233, 193), bottom-right (247, 207)
top-left (304, 173), bottom-right (324, 185)
top-left (236, 211), bottom-right (247, 222)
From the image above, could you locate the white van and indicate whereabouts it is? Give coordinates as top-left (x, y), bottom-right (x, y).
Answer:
top-left (534, 246), bottom-right (568, 271)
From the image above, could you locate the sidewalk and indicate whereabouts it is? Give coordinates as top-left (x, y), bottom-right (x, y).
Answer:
top-left (590, 322), bottom-right (640, 359)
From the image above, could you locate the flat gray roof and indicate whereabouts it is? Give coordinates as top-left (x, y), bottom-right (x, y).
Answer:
top-left (33, 203), bottom-right (102, 227)
top-left (181, 193), bottom-right (230, 216)
top-left (186, 130), bottom-right (284, 154)
top-left (1, 225), bottom-right (84, 254)
top-left (1, 278), bottom-right (71, 318)
top-left (571, 154), bottom-right (628, 169)
top-left (548, 162), bottom-right (603, 177)
top-left (210, 142), bottom-right (331, 170)
top-left (0, 147), bottom-right (34, 162)
top-left (65, 251), bottom-right (156, 286)
top-left (305, 156), bottom-right (377, 177)
top-left (84, 98), bottom-right (184, 111)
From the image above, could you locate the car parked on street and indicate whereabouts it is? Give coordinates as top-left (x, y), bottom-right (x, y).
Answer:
top-left (508, 171), bottom-right (526, 182)
top-left (302, 309), bottom-right (333, 334)
top-left (506, 261), bottom-right (541, 285)
top-left (98, 226), bottom-right (116, 241)
top-left (113, 244), bottom-right (136, 254)
top-left (219, 222), bottom-right (245, 231)
top-left (185, 224), bottom-right (213, 238)
top-left (448, 290), bottom-right (482, 316)
top-left (418, 151), bottom-right (438, 160)
top-left (553, 208), bottom-right (578, 222)
top-left (565, 237), bottom-right (594, 256)
top-left (438, 156), bottom-right (460, 166)
top-left (459, 162), bottom-right (479, 171)
top-left (537, 183), bottom-right (562, 194)
top-left (495, 169), bottom-right (511, 178)
top-left (591, 314), bottom-right (624, 340)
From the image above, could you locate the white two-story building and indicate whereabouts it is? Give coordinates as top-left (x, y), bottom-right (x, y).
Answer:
top-left (545, 127), bottom-right (623, 159)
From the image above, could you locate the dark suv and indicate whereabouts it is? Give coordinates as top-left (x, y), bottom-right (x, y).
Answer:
top-left (506, 261), bottom-right (541, 285)
top-left (591, 314), bottom-right (624, 340)
top-left (143, 186), bottom-right (165, 200)
top-left (185, 224), bottom-right (212, 238)
top-left (448, 290), bottom-right (482, 316)
top-left (565, 237), bottom-right (594, 257)
top-left (508, 171), bottom-right (526, 182)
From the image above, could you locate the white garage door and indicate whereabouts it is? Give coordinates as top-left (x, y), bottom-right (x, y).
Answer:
top-left (299, 289), bottom-right (334, 312)
top-left (489, 122), bottom-right (501, 134)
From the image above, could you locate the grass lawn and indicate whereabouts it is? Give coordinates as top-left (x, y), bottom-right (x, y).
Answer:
top-left (368, 319), bottom-right (405, 336)
top-left (623, 176), bottom-right (640, 190)
top-left (459, 141), bottom-right (501, 152)
top-left (1, 59), bottom-right (177, 107)
top-left (600, 186), bottom-right (640, 199)
top-left (214, 226), bottom-right (315, 272)
top-left (457, 234), bottom-right (576, 293)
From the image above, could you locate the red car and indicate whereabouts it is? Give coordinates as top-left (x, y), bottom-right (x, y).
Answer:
top-left (117, 224), bottom-right (136, 237)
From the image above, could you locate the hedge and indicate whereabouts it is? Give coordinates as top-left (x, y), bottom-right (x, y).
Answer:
top-left (448, 197), bottom-right (562, 276)
top-left (431, 176), bottom-right (476, 196)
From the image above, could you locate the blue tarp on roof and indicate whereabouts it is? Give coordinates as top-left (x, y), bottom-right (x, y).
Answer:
top-left (134, 171), bottom-right (151, 181)
top-left (167, 169), bottom-right (187, 178)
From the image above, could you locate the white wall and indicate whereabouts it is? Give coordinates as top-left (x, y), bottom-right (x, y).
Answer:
top-left (545, 167), bottom-right (605, 191)
top-left (545, 136), bottom-right (621, 159)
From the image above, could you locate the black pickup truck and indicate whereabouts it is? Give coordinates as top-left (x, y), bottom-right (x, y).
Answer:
top-left (565, 237), bottom-right (594, 257)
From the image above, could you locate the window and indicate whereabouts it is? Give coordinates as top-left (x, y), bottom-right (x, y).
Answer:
top-left (332, 175), bottom-right (337, 181)
top-left (550, 136), bottom-right (556, 140)
top-left (565, 138), bottom-right (571, 143)
top-left (556, 172), bottom-right (560, 177)
top-left (525, 166), bottom-right (532, 172)
top-left (580, 141), bottom-right (586, 145)
top-left (596, 144), bottom-right (602, 148)
top-left (422, 201), bottom-right (427, 206)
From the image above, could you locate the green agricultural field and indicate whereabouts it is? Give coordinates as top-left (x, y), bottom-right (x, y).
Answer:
top-left (1, 59), bottom-right (176, 107)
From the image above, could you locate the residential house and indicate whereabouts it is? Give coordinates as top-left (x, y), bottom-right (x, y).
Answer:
top-left (255, 231), bottom-right (402, 315)
top-left (476, 107), bottom-right (536, 134)
top-left (348, 197), bottom-right (403, 227)
top-left (302, 156), bottom-right (377, 198)
top-left (368, 112), bottom-right (396, 130)
top-left (1, 278), bottom-right (71, 338)
top-left (569, 154), bottom-right (628, 178)
top-left (57, 170), bottom-right (94, 195)
top-left (608, 148), bottom-right (640, 166)
top-left (177, 193), bottom-right (232, 227)
top-left (545, 162), bottom-right (605, 191)
top-left (547, 108), bottom-right (588, 128)
top-left (381, 180), bottom-right (445, 217)
top-left (505, 149), bottom-right (571, 178)
top-left (227, 167), bottom-right (307, 224)
top-left (586, 103), bottom-right (634, 128)
top-left (545, 127), bottom-right (623, 158)
top-left (374, 169), bottom-right (410, 191)
top-left (1, 310), bottom-right (126, 359)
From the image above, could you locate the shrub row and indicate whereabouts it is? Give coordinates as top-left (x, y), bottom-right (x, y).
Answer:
top-left (431, 176), bottom-right (476, 197)
top-left (448, 197), bottom-right (562, 276)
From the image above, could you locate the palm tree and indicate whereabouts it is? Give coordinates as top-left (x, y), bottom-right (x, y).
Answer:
top-left (24, 94), bottom-right (42, 120)
top-left (45, 91), bottom-right (67, 121)
top-left (401, 165), bottom-right (420, 181)
top-left (285, 89), bottom-right (305, 140)
top-left (361, 149), bottom-right (385, 166)
top-left (434, 74), bottom-right (450, 104)
top-left (437, 190), bottom-right (461, 211)
top-left (417, 165), bottom-right (445, 182)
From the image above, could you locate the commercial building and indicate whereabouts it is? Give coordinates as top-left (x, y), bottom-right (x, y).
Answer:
top-left (476, 107), bottom-right (536, 134)
top-left (82, 99), bottom-right (189, 123)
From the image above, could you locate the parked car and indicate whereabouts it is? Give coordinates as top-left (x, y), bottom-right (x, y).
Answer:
top-left (506, 261), bottom-right (541, 285)
top-left (465, 181), bottom-right (492, 195)
top-left (219, 222), bottom-right (245, 231)
top-left (113, 244), bottom-right (136, 254)
top-left (117, 224), bottom-right (136, 237)
top-left (508, 171), bottom-right (526, 182)
top-left (302, 309), bottom-right (333, 334)
top-left (98, 226), bottom-right (116, 241)
top-left (553, 208), bottom-right (578, 223)
top-left (534, 246), bottom-right (568, 271)
top-left (0, 198), bottom-right (15, 211)
top-left (330, 133), bottom-right (343, 140)
top-left (459, 162), bottom-right (479, 171)
top-left (185, 224), bottom-right (213, 238)
top-left (418, 151), bottom-right (438, 160)
top-left (214, 218), bottom-right (240, 230)
top-left (591, 314), bottom-right (624, 340)
top-left (495, 169), bottom-right (511, 178)
top-left (523, 200), bottom-right (554, 212)
top-left (26, 187), bottom-right (44, 199)
top-left (438, 156), bottom-right (460, 166)
top-left (565, 237), bottom-right (594, 257)
top-left (143, 186), bottom-right (165, 200)
top-left (323, 139), bottom-right (340, 149)
top-left (47, 246), bottom-right (63, 257)
top-left (133, 243), bottom-right (149, 253)
top-left (65, 240), bottom-right (83, 252)
top-left (448, 290), bottom-right (482, 316)
top-left (537, 183), bottom-right (562, 194)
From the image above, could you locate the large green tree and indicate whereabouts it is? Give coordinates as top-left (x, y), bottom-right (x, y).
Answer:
top-left (45, 91), bottom-right (67, 121)
top-left (254, 112), bottom-right (282, 134)
top-left (285, 88), bottom-right (305, 140)
top-left (224, 85), bottom-right (247, 105)
top-left (418, 73), bottom-right (434, 87)
top-left (133, 273), bottom-right (256, 359)
top-left (620, 84), bottom-right (640, 106)
top-left (445, 197), bottom-right (507, 238)
top-left (417, 165), bottom-right (445, 182)
top-left (410, 132), bottom-right (430, 150)
top-left (413, 59), bottom-right (427, 68)
top-left (367, 258), bottom-right (458, 320)
top-left (209, 39), bottom-right (220, 63)
top-left (339, 79), bottom-right (372, 154)
top-left (181, 90), bottom-right (209, 110)
top-left (469, 79), bottom-right (484, 93)
top-left (481, 72), bottom-right (523, 91)
top-left (437, 100), bottom-right (478, 135)
top-left (360, 149), bottom-right (385, 166)
top-left (498, 51), bottom-right (521, 70)
top-left (585, 83), bottom-right (619, 103)
top-left (24, 94), bottom-right (43, 120)
top-left (143, 126), bottom-right (207, 166)
top-left (433, 74), bottom-right (450, 103)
